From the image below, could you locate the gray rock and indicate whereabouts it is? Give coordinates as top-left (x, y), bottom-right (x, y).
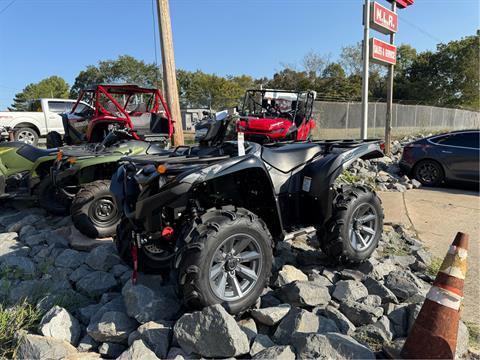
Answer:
top-left (363, 276), bottom-right (398, 303)
top-left (253, 345), bottom-right (296, 360)
top-left (117, 339), bottom-right (159, 360)
top-left (99, 342), bottom-right (126, 358)
top-left (137, 321), bottom-right (172, 358)
top-left (68, 226), bottom-right (112, 251)
top-left (388, 306), bottom-right (408, 337)
top-left (391, 255), bottom-right (416, 268)
top-left (173, 304), bottom-right (249, 357)
top-left (77, 335), bottom-right (99, 352)
top-left (411, 179), bottom-right (422, 188)
top-left (339, 300), bottom-right (383, 326)
top-left (273, 308), bottom-right (338, 345)
top-left (361, 294), bottom-right (382, 307)
top-left (251, 304), bottom-right (291, 326)
top-left (89, 297), bottom-right (127, 326)
top-left (87, 310), bottom-right (137, 343)
top-left (85, 243), bottom-right (122, 271)
top-left (315, 305), bottom-right (356, 335)
top-left (238, 318), bottom-right (257, 344)
top-left (413, 248), bottom-right (432, 267)
top-left (250, 334), bottom-right (275, 357)
top-left (382, 338), bottom-right (406, 359)
top-left (339, 269), bottom-right (365, 281)
top-left (293, 332), bottom-right (375, 359)
top-left (278, 281), bottom-right (331, 307)
top-left (8, 279), bottom-right (52, 303)
top-left (332, 280), bottom-right (368, 302)
top-left (384, 270), bottom-right (422, 301)
top-left (373, 315), bottom-right (394, 341)
top-left (77, 303), bottom-right (102, 325)
top-left (16, 333), bottom-right (78, 360)
top-left (112, 264), bottom-right (130, 277)
top-left (322, 269), bottom-right (339, 283)
top-left (39, 306), bottom-right (81, 345)
top-left (55, 249), bottom-right (87, 268)
top-left (407, 303), bottom-right (422, 334)
top-left (19, 224), bottom-right (36, 239)
top-left (69, 264), bottom-right (92, 283)
top-left (0, 255), bottom-right (36, 275)
top-left (7, 214), bottom-right (43, 232)
top-left (76, 271), bottom-right (117, 298)
top-left (122, 281), bottom-right (180, 323)
top-left (275, 265), bottom-right (308, 286)
top-left (0, 233), bottom-right (30, 258)
top-left (166, 347), bottom-right (189, 360)
top-left (353, 324), bottom-right (391, 351)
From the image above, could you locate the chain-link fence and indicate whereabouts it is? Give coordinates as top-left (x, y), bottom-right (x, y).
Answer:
top-left (311, 101), bottom-right (480, 139)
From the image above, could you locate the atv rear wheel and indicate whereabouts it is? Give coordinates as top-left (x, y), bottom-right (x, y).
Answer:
top-left (71, 180), bottom-right (120, 238)
top-left (38, 177), bottom-right (71, 216)
top-left (115, 218), bottom-right (173, 273)
top-left (320, 185), bottom-right (383, 264)
top-left (176, 207), bottom-right (273, 314)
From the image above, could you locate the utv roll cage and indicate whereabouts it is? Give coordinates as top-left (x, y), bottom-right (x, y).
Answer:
top-left (240, 89), bottom-right (316, 126)
top-left (67, 84), bottom-right (173, 143)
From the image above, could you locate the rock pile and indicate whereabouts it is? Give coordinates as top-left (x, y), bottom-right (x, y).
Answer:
top-left (336, 133), bottom-right (433, 192)
top-left (0, 201), bottom-right (470, 359)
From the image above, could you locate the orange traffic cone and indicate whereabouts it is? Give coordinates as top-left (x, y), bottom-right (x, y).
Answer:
top-left (401, 232), bottom-right (469, 359)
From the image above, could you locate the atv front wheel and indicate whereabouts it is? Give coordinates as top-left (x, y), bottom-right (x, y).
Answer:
top-left (320, 185), bottom-right (383, 264)
top-left (71, 180), bottom-right (121, 238)
top-left (115, 218), bottom-right (173, 273)
top-left (38, 177), bottom-right (71, 216)
top-left (176, 207), bottom-right (273, 314)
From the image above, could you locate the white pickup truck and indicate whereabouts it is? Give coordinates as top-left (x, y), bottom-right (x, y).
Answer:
top-left (0, 98), bottom-right (85, 145)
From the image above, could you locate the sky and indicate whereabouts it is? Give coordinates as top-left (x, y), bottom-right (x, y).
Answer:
top-left (0, 0), bottom-right (478, 110)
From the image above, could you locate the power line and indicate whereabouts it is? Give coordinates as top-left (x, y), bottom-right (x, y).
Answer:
top-left (0, 0), bottom-right (16, 15)
top-left (398, 15), bottom-right (443, 43)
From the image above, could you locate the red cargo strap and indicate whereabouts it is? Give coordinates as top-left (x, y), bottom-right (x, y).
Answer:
top-left (131, 245), bottom-right (138, 285)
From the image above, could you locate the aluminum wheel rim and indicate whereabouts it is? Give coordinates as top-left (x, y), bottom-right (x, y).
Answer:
top-left (209, 233), bottom-right (262, 302)
top-left (89, 197), bottom-right (118, 227)
top-left (17, 130), bottom-right (35, 144)
top-left (418, 163), bottom-right (439, 184)
top-left (349, 203), bottom-right (378, 251)
top-left (143, 241), bottom-right (171, 261)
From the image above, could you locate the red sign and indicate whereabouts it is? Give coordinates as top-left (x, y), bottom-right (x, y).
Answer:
top-left (387, 0), bottom-right (414, 9)
top-left (370, 38), bottom-right (397, 65)
top-left (370, 2), bottom-right (398, 35)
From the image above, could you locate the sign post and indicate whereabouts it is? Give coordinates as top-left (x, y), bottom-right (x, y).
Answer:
top-left (385, 1), bottom-right (397, 155)
top-left (361, 0), bottom-right (371, 140)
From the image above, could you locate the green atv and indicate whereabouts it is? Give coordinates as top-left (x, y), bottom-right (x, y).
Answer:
top-left (43, 128), bottom-right (169, 238)
top-left (0, 141), bottom-right (59, 200)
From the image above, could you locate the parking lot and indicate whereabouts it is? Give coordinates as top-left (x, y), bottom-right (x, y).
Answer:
top-left (380, 187), bottom-right (480, 325)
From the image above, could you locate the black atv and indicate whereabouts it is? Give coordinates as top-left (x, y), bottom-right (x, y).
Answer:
top-left (112, 121), bottom-right (384, 314)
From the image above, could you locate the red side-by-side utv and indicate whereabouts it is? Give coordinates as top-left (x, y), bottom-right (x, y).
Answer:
top-left (237, 89), bottom-right (317, 144)
top-left (47, 84), bottom-right (173, 147)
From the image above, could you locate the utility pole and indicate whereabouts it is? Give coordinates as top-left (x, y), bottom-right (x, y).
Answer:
top-left (360, 0), bottom-right (371, 140)
top-left (156, 0), bottom-right (184, 145)
top-left (384, 1), bottom-right (396, 155)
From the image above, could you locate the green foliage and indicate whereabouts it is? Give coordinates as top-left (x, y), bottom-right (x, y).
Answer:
top-left (177, 70), bottom-right (254, 109)
top-left (465, 321), bottom-right (480, 351)
top-left (9, 76), bottom-right (70, 111)
top-left (70, 55), bottom-right (161, 97)
top-left (0, 301), bottom-right (43, 359)
top-left (427, 256), bottom-right (443, 276)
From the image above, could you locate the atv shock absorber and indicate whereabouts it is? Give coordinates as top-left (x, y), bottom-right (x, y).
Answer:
top-left (131, 245), bottom-right (138, 285)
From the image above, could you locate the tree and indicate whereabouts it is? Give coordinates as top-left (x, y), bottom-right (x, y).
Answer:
top-left (177, 70), bottom-right (254, 109)
top-left (302, 51), bottom-right (331, 79)
top-left (70, 55), bottom-right (161, 97)
top-left (10, 76), bottom-right (70, 111)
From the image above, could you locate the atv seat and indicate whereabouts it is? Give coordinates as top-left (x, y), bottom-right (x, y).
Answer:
top-left (14, 143), bottom-right (57, 162)
top-left (262, 143), bottom-right (322, 173)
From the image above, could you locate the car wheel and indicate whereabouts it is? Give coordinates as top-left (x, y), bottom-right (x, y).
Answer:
top-left (176, 207), bottom-right (273, 314)
top-left (413, 160), bottom-right (444, 186)
top-left (71, 180), bottom-right (121, 238)
top-left (15, 127), bottom-right (39, 146)
top-left (115, 217), bottom-right (174, 273)
top-left (320, 185), bottom-right (384, 264)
